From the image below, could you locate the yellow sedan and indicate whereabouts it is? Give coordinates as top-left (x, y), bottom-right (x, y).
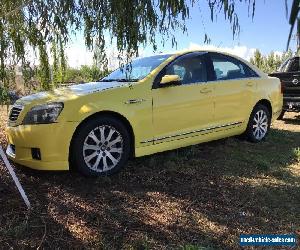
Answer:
top-left (6, 50), bottom-right (283, 176)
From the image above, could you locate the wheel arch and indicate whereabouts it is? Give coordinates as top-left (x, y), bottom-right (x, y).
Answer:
top-left (244, 99), bottom-right (272, 142)
top-left (255, 99), bottom-right (273, 119)
top-left (245, 99), bottom-right (273, 130)
top-left (69, 110), bottom-right (135, 169)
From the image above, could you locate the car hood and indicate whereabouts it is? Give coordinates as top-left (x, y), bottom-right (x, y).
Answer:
top-left (15, 81), bottom-right (129, 106)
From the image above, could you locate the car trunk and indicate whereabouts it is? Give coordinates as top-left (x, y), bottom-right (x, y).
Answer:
top-left (269, 72), bottom-right (300, 100)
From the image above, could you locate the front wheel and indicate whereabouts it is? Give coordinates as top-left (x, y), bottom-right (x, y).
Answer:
top-left (70, 116), bottom-right (131, 177)
top-left (245, 104), bottom-right (271, 143)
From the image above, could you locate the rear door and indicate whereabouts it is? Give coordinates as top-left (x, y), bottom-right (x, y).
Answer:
top-left (207, 52), bottom-right (258, 127)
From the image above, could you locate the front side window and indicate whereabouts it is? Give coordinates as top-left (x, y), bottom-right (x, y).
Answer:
top-left (102, 54), bottom-right (172, 81)
top-left (210, 53), bottom-right (257, 80)
top-left (164, 54), bottom-right (207, 85)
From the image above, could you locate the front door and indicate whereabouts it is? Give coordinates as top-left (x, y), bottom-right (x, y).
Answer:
top-left (152, 53), bottom-right (215, 144)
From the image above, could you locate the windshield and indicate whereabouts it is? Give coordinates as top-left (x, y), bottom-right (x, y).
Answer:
top-left (102, 54), bottom-right (172, 82)
top-left (278, 58), bottom-right (290, 72)
top-left (278, 57), bottom-right (299, 72)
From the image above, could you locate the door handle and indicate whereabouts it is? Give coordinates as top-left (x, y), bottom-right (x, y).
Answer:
top-left (200, 88), bottom-right (212, 94)
top-left (124, 99), bottom-right (146, 104)
top-left (246, 82), bottom-right (254, 87)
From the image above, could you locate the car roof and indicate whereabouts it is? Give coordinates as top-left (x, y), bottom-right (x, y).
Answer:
top-left (166, 49), bottom-right (267, 78)
top-left (172, 49), bottom-right (242, 59)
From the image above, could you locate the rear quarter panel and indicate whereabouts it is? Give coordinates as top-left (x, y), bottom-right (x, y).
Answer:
top-left (255, 76), bottom-right (283, 121)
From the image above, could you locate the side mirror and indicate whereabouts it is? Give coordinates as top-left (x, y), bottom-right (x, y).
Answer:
top-left (160, 75), bottom-right (181, 85)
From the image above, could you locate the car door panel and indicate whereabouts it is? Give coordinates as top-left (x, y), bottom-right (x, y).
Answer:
top-left (213, 79), bottom-right (256, 125)
top-left (152, 83), bottom-right (214, 143)
top-left (152, 53), bottom-right (215, 144)
top-left (208, 52), bottom-right (257, 130)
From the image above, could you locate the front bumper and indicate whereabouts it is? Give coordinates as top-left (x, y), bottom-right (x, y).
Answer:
top-left (6, 122), bottom-right (79, 171)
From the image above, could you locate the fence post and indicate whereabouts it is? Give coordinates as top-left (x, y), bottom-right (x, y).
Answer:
top-left (0, 146), bottom-right (31, 209)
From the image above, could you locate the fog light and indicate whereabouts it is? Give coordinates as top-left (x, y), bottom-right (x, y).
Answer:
top-left (31, 148), bottom-right (41, 160)
top-left (10, 144), bottom-right (15, 154)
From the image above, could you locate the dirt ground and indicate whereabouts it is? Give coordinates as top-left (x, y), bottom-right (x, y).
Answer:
top-left (0, 107), bottom-right (299, 249)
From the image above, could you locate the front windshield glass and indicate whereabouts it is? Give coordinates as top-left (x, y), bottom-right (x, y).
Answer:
top-left (102, 54), bottom-right (172, 82)
top-left (278, 59), bottom-right (290, 72)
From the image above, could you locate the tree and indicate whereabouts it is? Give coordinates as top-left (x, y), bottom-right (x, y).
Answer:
top-left (37, 43), bottom-right (51, 91)
top-left (250, 49), bottom-right (265, 71)
top-left (51, 37), bottom-right (67, 87)
top-left (64, 66), bottom-right (110, 83)
top-left (249, 49), bottom-right (295, 74)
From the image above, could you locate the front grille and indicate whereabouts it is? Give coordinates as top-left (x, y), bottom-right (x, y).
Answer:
top-left (9, 105), bottom-right (23, 122)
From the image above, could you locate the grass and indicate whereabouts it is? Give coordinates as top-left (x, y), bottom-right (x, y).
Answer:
top-left (0, 107), bottom-right (299, 249)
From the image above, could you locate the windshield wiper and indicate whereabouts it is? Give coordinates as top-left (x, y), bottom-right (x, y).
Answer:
top-left (115, 79), bottom-right (139, 82)
top-left (99, 78), bottom-right (139, 82)
top-left (99, 79), bottom-right (116, 82)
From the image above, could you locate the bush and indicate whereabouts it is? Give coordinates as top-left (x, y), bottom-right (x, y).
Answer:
top-left (0, 86), bottom-right (9, 104)
top-left (64, 66), bottom-right (110, 84)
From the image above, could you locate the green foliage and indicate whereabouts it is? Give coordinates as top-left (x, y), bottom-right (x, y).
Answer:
top-left (22, 63), bottom-right (35, 87)
top-left (249, 49), bottom-right (294, 74)
top-left (51, 40), bottom-right (59, 87)
top-left (294, 147), bottom-right (300, 161)
top-left (250, 49), bottom-right (264, 70)
top-left (37, 43), bottom-right (51, 91)
top-left (0, 86), bottom-right (9, 104)
top-left (65, 66), bottom-right (110, 83)
top-left (0, 65), bottom-right (16, 104)
top-left (51, 36), bottom-right (67, 87)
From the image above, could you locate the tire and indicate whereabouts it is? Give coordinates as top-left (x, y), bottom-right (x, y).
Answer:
top-left (70, 116), bottom-right (131, 177)
top-left (277, 110), bottom-right (285, 120)
top-left (245, 104), bottom-right (271, 143)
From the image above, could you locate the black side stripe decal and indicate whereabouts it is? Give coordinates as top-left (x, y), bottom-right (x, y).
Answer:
top-left (140, 121), bottom-right (243, 144)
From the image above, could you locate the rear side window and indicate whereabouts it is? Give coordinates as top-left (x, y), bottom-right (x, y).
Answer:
top-left (210, 53), bottom-right (258, 81)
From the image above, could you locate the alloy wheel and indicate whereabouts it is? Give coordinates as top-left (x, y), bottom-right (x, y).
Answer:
top-left (252, 110), bottom-right (269, 140)
top-left (83, 125), bottom-right (123, 172)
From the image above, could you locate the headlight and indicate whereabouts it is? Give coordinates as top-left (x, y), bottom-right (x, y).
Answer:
top-left (23, 102), bottom-right (64, 125)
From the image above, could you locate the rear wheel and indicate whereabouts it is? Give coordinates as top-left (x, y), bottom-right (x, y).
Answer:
top-left (246, 104), bottom-right (271, 143)
top-left (71, 116), bottom-right (131, 177)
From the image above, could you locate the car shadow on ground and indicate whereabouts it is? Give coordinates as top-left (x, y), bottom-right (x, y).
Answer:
top-left (283, 114), bottom-right (300, 125)
top-left (1, 124), bottom-right (299, 249)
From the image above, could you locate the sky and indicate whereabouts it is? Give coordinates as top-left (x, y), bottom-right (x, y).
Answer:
top-left (65, 0), bottom-right (296, 68)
